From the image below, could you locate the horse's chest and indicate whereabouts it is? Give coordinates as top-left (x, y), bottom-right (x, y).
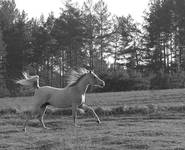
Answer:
top-left (81, 94), bottom-right (85, 103)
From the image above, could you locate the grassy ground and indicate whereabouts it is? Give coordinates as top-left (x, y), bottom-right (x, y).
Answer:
top-left (1, 89), bottom-right (185, 149)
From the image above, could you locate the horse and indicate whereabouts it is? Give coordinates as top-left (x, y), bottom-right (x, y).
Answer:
top-left (16, 68), bottom-right (105, 132)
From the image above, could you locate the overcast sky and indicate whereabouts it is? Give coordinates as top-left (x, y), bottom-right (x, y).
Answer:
top-left (15, 0), bottom-right (149, 23)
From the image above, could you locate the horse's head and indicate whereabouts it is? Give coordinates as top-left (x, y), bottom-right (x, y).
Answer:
top-left (85, 70), bottom-right (105, 88)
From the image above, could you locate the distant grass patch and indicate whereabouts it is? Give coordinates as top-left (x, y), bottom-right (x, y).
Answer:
top-left (93, 104), bottom-right (185, 116)
top-left (174, 148), bottom-right (185, 150)
top-left (167, 105), bottom-right (185, 112)
top-left (94, 105), bottom-right (156, 116)
top-left (43, 105), bottom-right (159, 117)
top-left (1, 103), bottom-right (185, 118)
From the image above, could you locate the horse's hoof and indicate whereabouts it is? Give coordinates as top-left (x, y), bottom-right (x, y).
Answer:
top-left (23, 128), bottom-right (26, 132)
top-left (96, 120), bottom-right (101, 124)
top-left (43, 127), bottom-right (50, 130)
top-left (74, 124), bottom-right (81, 128)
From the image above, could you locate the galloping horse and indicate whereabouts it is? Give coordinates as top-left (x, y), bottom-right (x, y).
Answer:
top-left (16, 68), bottom-right (105, 132)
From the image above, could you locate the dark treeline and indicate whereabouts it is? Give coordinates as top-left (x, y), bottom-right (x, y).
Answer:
top-left (1, 0), bottom-right (185, 96)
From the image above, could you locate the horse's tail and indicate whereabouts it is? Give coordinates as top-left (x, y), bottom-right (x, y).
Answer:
top-left (16, 72), bottom-right (40, 89)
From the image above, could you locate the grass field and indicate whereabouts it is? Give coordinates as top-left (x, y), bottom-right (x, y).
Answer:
top-left (1, 89), bottom-right (185, 149)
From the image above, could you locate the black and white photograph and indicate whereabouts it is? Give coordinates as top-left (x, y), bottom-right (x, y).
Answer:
top-left (0, 0), bottom-right (185, 149)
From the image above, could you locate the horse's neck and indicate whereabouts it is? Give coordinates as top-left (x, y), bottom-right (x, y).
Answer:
top-left (77, 77), bottom-right (89, 95)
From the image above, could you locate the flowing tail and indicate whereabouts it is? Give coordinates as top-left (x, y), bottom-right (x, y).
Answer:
top-left (16, 72), bottom-right (40, 89)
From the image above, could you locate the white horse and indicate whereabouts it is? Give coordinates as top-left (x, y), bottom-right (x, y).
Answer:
top-left (16, 68), bottom-right (105, 132)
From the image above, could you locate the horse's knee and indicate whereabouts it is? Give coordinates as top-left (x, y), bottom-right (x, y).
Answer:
top-left (77, 108), bottom-right (85, 114)
top-left (85, 107), bottom-right (94, 113)
top-left (31, 108), bottom-right (41, 118)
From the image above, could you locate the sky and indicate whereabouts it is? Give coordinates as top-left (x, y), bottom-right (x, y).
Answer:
top-left (15, 0), bottom-right (149, 23)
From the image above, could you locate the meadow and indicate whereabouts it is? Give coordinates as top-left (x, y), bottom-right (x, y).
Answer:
top-left (1, 89), bottom-right (185, 149)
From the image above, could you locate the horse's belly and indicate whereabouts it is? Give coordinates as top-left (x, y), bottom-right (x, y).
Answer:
top-left (55, 102), bottom-right (71, 108)
top-left (51, 95), bottom-right (72, 108)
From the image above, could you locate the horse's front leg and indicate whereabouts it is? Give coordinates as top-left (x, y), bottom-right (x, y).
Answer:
top-left (72, 103), bottom-right (80, 127)
top-left (80, 104), bottom-right (101, 124)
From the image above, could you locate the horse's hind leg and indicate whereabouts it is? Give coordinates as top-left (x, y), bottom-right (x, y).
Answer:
top-left (23, 117), bottom-right (29, 132)
top-left (36, 105), bottom-right (49, 129)
top-left (72, 103), bottom-right (80, 127)
top-left (37, 107), bottom-right (47, 129)
top-left (23, 112), bottom-right (31, 132)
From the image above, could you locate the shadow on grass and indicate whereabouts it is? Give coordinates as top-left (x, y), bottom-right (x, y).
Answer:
top-left (0, 129), bottom-right (19, 134)
top-left (45, 121), bottom-right (67, 130)
top-left (26, 140), bottom-right (62, 150)
top-left (0, 144), bottom-right (10, 149)
top-left (128, 130), bottom-right (165, 137)
top-left (125, 143), bottom-right (150, 150)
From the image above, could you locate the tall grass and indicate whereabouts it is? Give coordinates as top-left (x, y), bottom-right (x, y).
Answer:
top-left (1, 104), bottom-right (185, 117)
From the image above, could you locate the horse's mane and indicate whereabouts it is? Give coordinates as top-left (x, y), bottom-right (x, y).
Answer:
top-left (67, 68), bottom-right (89, 87)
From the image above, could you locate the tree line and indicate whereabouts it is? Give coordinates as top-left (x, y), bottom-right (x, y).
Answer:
top-left (1, 0), bottom-right (185, 96)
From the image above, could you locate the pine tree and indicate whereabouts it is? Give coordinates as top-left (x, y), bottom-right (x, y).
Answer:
top-left (53, 1), bottom-right (86, 68)
top-left (94, 0), bottom-right (112, 72)
top-left (82, 0), bottom-right (97, 69)
top-left (0, 0), bottom-right (27, 95)
top-left (0, 27), bottom-right (9, 96)
top-left (109, 16), bottom-right (122, 71)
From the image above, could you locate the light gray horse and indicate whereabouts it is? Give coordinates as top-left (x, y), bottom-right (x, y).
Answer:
top-left (16, 68), bottom-right (105, 132)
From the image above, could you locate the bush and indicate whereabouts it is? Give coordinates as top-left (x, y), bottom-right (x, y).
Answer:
top-left (150, 72), bottom-right (170, 89)
top-left (150, 71), bottom-right (185, 89)
top-left (168, 71), bottom-right (185, 88)
top-left (95, 70), bottom-right (150, 92)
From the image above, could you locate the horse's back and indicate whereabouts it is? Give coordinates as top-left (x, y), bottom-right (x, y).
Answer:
top-left (32, 86), bottom-right (63, 107)
top-left (38, 86), bottom-right (62, 92)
